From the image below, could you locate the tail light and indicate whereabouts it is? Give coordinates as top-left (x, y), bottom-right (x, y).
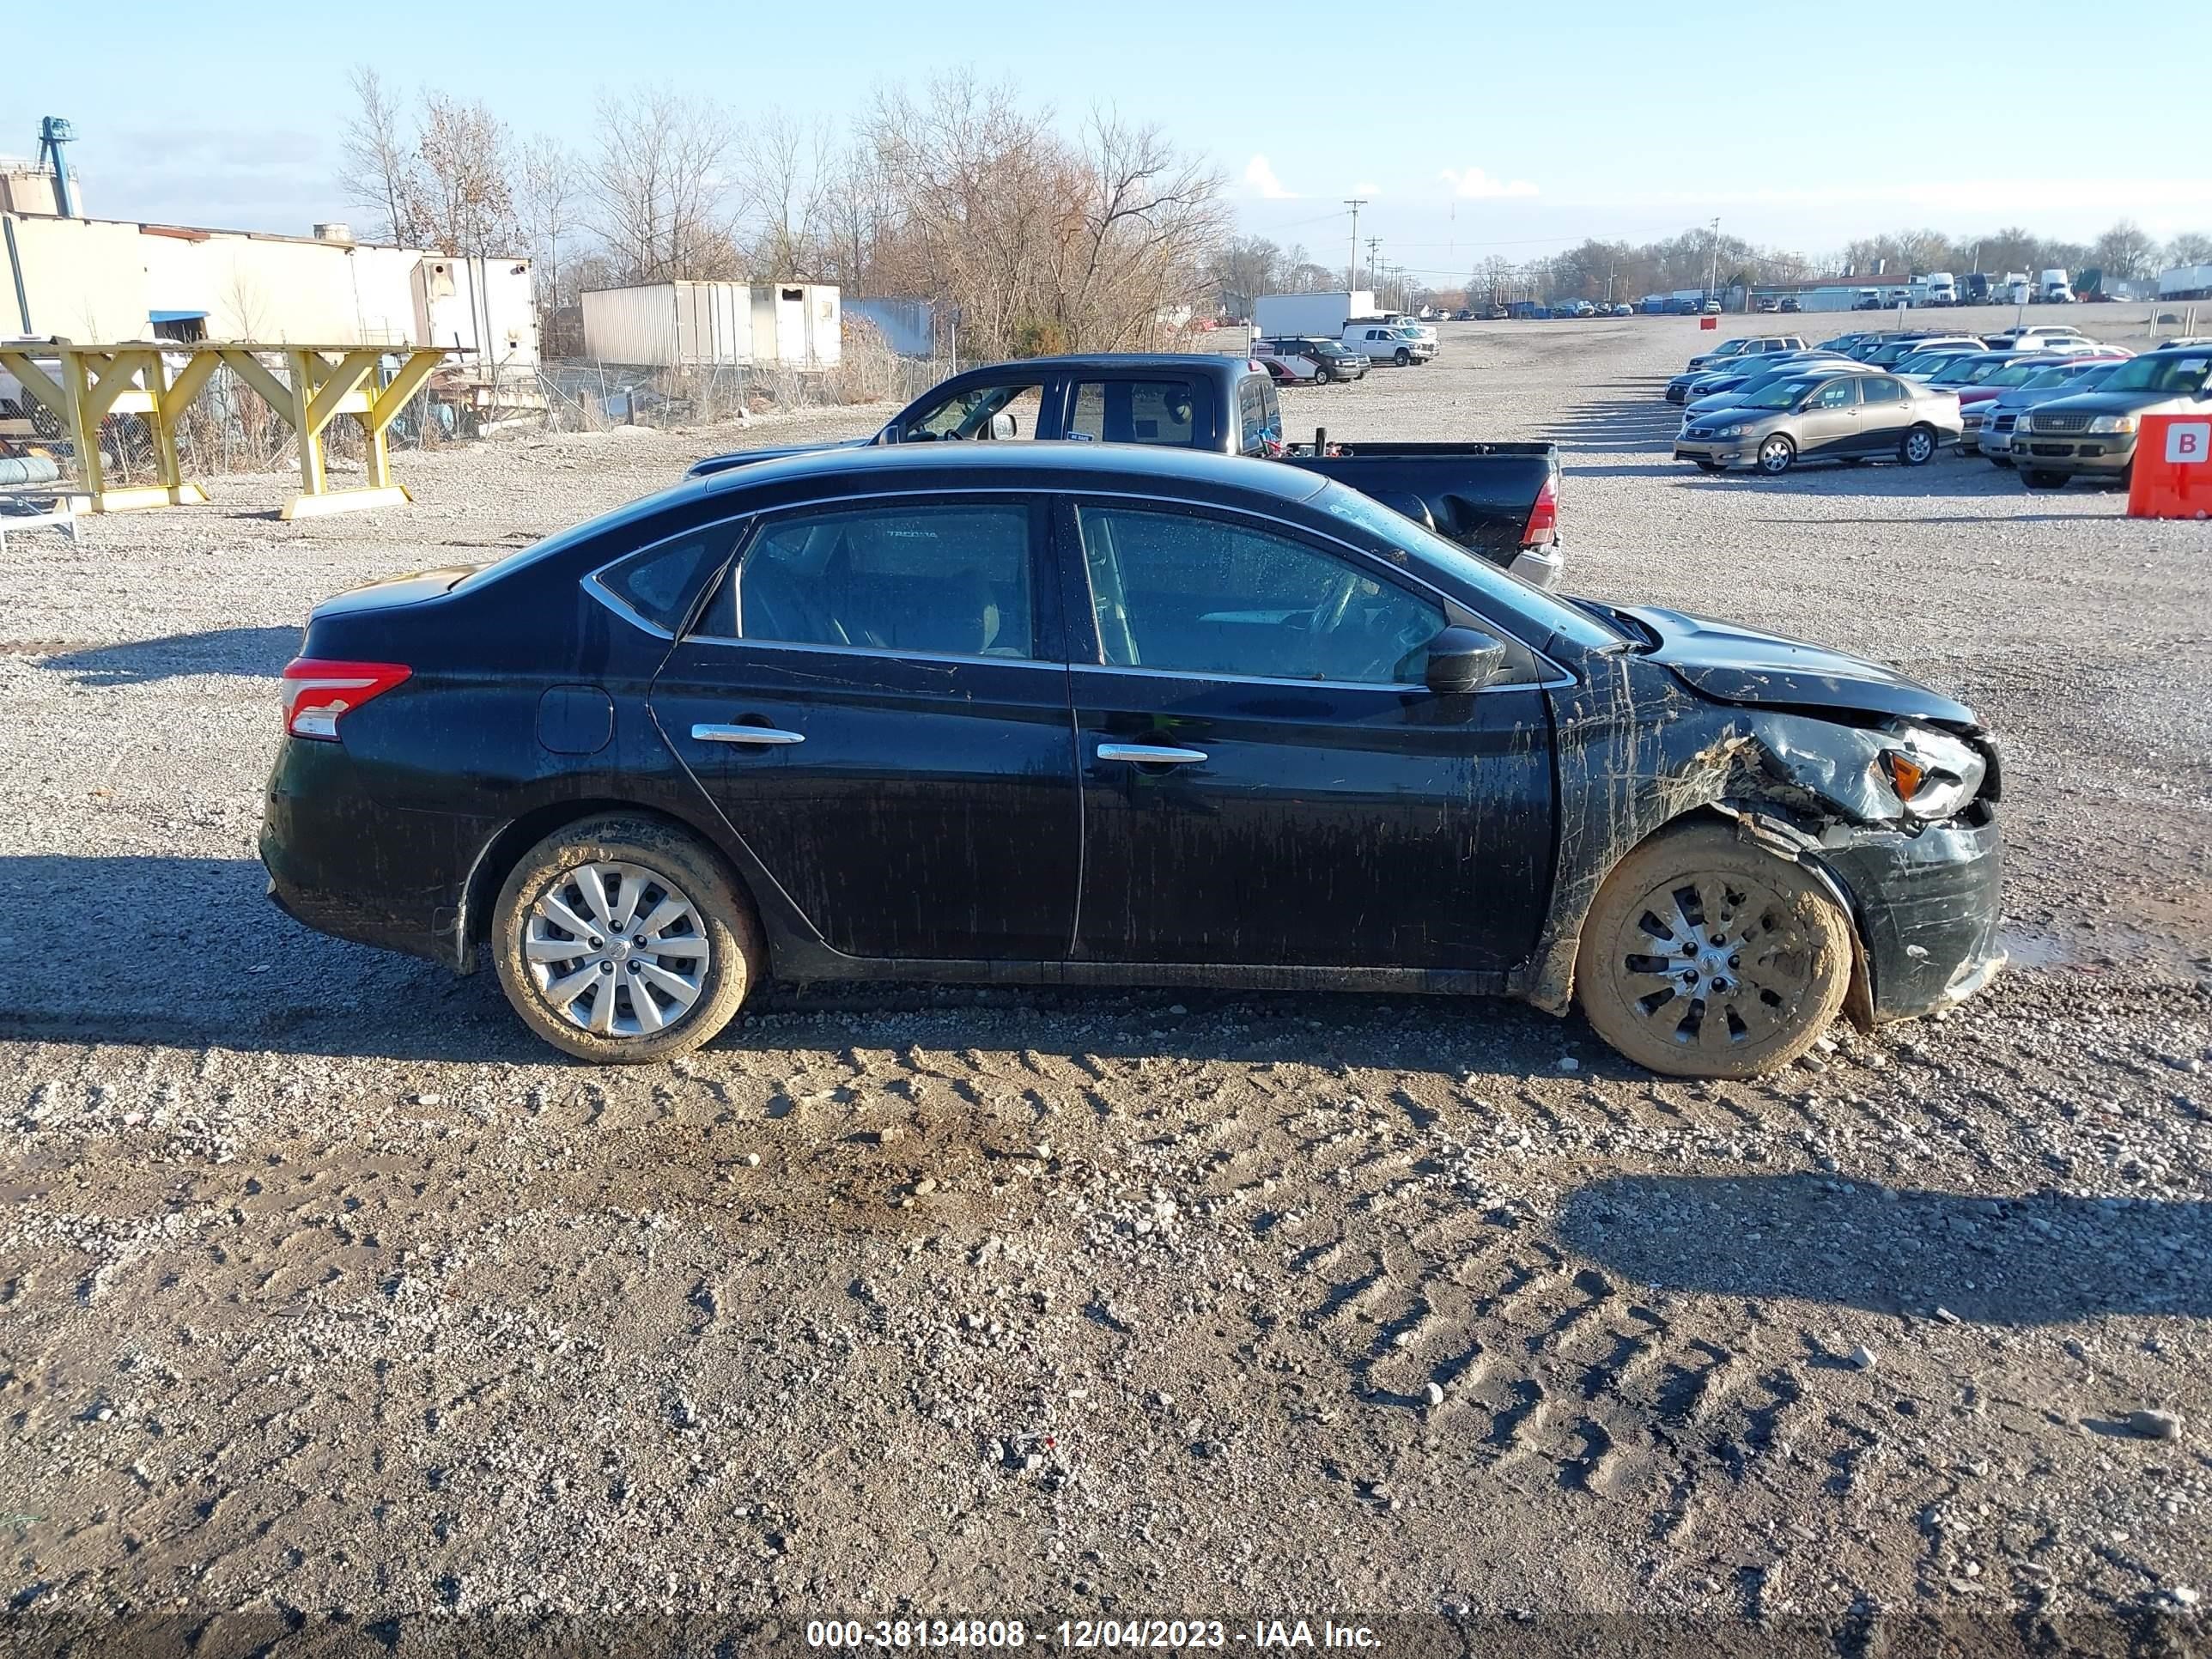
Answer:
top-left (1521, 472), bottom-right (1559, 547)
top-left (282, 658), bottom-right (411, 740)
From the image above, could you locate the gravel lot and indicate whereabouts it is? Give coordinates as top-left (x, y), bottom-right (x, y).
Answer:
top-left (3, 306), bottom-right (2209, 1653)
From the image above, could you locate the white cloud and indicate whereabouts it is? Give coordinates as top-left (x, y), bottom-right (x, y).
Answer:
top-left (1243, 155), bottom-right (1295, 200)
top-left (1440, 166), bottom-right (1538, 200)
top-left (1352, 180), bottom-right (1379, 198)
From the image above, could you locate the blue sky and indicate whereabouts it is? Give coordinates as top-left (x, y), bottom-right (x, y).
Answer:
top-left (18, 0), bottom-right (2209, 271)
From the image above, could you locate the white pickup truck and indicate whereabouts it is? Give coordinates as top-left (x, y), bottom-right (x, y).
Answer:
top-left (1341, 321), bottom-right (1436, 366)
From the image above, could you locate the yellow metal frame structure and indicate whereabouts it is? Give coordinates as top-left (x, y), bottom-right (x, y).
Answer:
top-left (0, 341), bottom-right (448, 520)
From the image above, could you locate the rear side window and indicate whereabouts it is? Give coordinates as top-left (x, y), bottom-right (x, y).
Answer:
top-left (592, 532), bottom-right (732, 633)
top-left (1070, 379), bottom-right (1198, 445)
top-left (726, 505), bottom-right (1035, 659)
top-left (1861, 377), bottom-right (1904, 403)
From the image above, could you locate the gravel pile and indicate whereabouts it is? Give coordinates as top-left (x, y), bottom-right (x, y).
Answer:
top-left (0, 310), bottom-right (2206, 1647)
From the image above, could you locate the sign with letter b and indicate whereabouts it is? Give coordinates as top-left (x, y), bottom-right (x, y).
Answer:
top-left (2130, 415), bottom-right (2212, 520)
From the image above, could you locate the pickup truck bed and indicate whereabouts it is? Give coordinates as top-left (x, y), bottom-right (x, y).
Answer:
top-left (687, 353), bottom-right (1565, 586)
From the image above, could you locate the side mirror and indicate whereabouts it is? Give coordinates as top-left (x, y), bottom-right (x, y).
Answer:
top-left (1424, 626), bottom-right (1507, 696)
top-left (989, 411), bottom-right (1018, 440)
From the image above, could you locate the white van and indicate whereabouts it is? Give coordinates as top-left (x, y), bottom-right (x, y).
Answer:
top-left (1342, 323), bottom-right (1436, 365)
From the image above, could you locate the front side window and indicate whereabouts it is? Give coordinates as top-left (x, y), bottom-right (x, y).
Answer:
top-left (729, 504), bottom-right (1034, 659)
top-left (902, 380), bottom-right (1046, 441)
top-left (1069, 378), bottom-right (1197, 445)
top-left (1811, 379), bottom-right (1857, 410)
top-left (1074, 505), bottom-right (1443, 686)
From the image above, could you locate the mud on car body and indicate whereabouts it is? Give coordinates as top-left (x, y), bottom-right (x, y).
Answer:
top-left (261, 444), bottom-right (2002, 1079)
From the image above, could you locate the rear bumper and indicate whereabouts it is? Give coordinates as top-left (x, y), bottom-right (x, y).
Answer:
top-left (1508, 545), bottom-right (1564, 589)
top-left (260, 738), bottom-right (483, 969)
top-left (1820, 808), bottom-right (2004, 1022)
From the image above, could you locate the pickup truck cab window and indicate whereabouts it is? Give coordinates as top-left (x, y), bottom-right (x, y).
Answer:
top-left (902, 380), bottom-right (1047, 441)
top-left (731, 504), bottom-right (1036, 659)
top-left (1069, 378), bottom-right (1199, 445)
top-left (1074, 502), bottom-right (1443, 686)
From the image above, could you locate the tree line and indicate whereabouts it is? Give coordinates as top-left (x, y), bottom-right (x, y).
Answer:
top-left (339, 72), bottom-right (2212, 352)
top-left (337, 68), bottom-right (1224, 362)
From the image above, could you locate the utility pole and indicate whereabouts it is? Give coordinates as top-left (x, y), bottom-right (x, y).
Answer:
top-left (1706, 216), bottom-right (1721, 306)
top-left (1344, 198), bottom-right (1367, 293)
top-left (1366, 238), bottom-right (1382, 301)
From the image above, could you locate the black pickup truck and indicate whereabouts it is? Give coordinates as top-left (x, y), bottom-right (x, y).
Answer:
top-left (687, 353), bottom-right (1564, 587)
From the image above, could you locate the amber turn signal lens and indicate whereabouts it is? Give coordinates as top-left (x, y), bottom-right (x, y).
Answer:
top-left (1880, 750), bottom-right (1927, 801)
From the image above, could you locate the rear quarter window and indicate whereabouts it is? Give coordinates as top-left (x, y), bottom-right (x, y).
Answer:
top-left (591, 531), bottom-right (735, 633)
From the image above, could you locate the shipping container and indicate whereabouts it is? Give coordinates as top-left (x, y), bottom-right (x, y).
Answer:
top-left (1252, 291), bottom-right (1375, 340)
top-left (580, 281), bottom-right (840, 367)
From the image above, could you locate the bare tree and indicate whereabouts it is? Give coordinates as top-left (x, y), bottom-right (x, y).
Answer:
top-left (739, 108), bottom-right (831, 277)
top-left (587, 88), bottom-right (744, 284)
top-left (517, 135), bottom-right (580, 307)
top-left (337, 65), bottom-right (416, 242)
top-left (409, 93), bottom-right (516, 256)
top-left (2090, 219), bottom-right (2157, 281)
top-left (2169, 231), bottom-right (2212, 267)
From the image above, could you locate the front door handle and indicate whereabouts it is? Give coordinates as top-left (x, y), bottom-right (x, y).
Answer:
top-left (693, 723), bottom-right (805, 745)
top-left (1097, 742), bottom-right (1206, 765)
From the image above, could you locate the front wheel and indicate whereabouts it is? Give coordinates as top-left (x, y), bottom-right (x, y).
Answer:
top-left (1756, 434), bottom-right (1796, 476)
top-left (1692, 459), bottom-right (1723, 474)
top-left (1314, 364), bottom-right (1334, 384)
top-left (1394, 348), bottom-right (1411, 366)
top-left (1575, 821), bottom-right (1854, 1079)
top-left (1899, 424), bottom-right (1936, 466)
top-left (491, 814), bottom-right (765, 1063)
top-left (2021, 469), bottom-right (2068, 489)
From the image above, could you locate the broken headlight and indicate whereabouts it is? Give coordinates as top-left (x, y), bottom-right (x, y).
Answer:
top-left (1875, 723), bottom-right (1986, 821)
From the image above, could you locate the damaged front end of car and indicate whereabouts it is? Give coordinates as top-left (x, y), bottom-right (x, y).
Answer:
top-left (1715, 710), bottom-right (2005, 1028)
top-left (1522, 647), bottom-right (2004, 1033)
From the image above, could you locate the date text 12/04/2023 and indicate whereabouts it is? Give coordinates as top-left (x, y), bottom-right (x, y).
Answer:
top-left (804, 1620), bottom-right (1382, 1650)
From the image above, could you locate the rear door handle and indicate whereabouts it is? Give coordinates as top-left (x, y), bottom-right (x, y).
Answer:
top-left (693, 723), bottom-right (805, 745)
top-left (1097, 742), bottom-right (1206, 765)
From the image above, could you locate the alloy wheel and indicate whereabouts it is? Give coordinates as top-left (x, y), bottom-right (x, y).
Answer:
top-left (1901, 428), bottom-right (1935, 465)
top-left (1759, 436), bottom-right (1794, 474)
top-left (520, 860), bottom-right (712, 1037)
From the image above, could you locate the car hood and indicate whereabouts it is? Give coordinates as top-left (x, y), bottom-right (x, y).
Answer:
top-left (1626, 605), bottom-right (1976, 724)
top-left (687, 435), bottom-right (875, 478)
top-left (2033, 387), bottom-right (2204, 417)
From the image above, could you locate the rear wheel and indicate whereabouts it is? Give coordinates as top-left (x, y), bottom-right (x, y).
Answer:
top-left (1756, 434), bottom-right (1796, 476)
top-left (2022, 469), bottom-right (2068, 489)
top-left (1576, 822), bottom-right (1854, 1079)
top-left (1899, 424), bottom-right (1937, 466)
top-left (491, 814), bottom-right (764, 1063)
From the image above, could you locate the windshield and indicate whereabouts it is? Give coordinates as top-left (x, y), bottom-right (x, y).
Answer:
top-left (1930, 357), bottom-right (1992, 384)
top-left (1309, 482), bottom-right (1623, 655)
top-left (1736, 378), bottom-right (1814, 410)
top-left (2100, 352), bottom-right (2210, 394)
top-left (1988, 362), bottom-right (2051, 387)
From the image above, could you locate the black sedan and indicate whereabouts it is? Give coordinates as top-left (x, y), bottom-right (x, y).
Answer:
top-left (263, 444), bottom-right (2004, 1079)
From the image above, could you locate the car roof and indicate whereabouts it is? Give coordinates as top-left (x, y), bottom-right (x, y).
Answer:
top-left (696, 439), bottom-right (1333, 504)
top-left (951, 352), bottom-right (1247, 374)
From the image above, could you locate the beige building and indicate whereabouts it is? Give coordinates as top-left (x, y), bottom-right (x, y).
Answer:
top-left (1, 210), bottom-right (538, 370)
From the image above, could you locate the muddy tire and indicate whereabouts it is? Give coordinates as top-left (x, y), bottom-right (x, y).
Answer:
top-left (490, 813), bottom-right (764, 1064)
top-left (1575, 821), bottom-right (1853, 1080)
